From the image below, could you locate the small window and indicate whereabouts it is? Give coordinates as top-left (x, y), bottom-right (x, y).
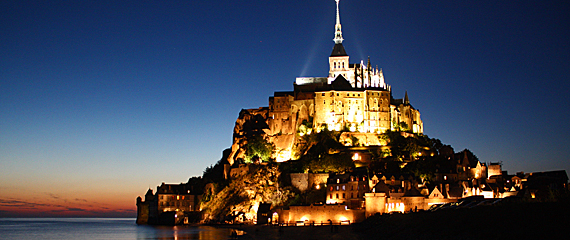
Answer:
top-left (336, 193), bottom-right (339, 199)
top-left (342, 193), bottom-right (346, 198)
top-left (322, 93), bottom-right (325, 96)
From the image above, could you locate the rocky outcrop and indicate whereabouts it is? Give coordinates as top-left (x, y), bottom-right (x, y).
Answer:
top-left (227, 108), bottom-right (270, 165)
top-left (200, 164), bottom-right (295, 222)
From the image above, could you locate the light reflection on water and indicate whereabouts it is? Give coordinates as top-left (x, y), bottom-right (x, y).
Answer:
top-left (137, 225), bottom-right (239, 240)
top-left (0, 218), bottom-right (239, 240)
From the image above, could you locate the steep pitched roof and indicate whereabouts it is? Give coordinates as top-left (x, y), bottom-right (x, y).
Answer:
top-left (330, 43), bottom-right (348, 56)
top-left (429, 186), bottom-right (443, 199)
top-left (403, 187), bottom-right (423, 197)
top-left (372, 181), bottom-right (391, 196)
top-left (331, 74), bottom-right (353, 90)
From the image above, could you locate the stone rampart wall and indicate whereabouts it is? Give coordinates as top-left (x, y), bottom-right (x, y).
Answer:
top-left (278, 204), bottom-right (365, 224)
top-left (290, 173), bottom-right (330, 192)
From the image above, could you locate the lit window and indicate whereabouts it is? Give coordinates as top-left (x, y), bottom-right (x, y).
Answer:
top-left (342, 185), bottom-right (345, 191)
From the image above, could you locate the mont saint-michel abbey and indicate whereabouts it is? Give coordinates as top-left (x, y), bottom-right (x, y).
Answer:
top-left (228, 0), bottom-right (422, 164)
top-left (137, 0), bottom-right (568, 227)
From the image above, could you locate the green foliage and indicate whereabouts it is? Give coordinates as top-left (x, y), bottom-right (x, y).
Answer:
top-left (244, 135), bottom-right (275, 163)
top-left (457, 149), bottom-right (479, 163)
top-left (203, 148), bottom-right (231, 182)
top-left (293, 128), bottom-right (355, 173)
top-left (286, 186), bottom-right (326, 205)
top-left (304, 153), bottom-right (355, 173)
top-left (403, 156), bottom-right (443, 184)
top-left (294, 128), bottom-right (342, 160)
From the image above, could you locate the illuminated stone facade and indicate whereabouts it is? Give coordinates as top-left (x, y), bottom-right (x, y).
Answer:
top-left (326, 173), bottom-right (369, 209)
top-left (136, 181), bottom-right (203, 225)
top-left (277, 204), bottom-right (365, 225)
top-left (228, 0), bottom-right (423, 163)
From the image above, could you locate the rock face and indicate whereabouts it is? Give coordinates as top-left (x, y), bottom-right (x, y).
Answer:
top-left (227, 107), bottom-right (270, 165)
top-left (200, 164), bottom-right (295, 222)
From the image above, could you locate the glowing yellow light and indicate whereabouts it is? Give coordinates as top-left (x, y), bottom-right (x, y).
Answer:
top-left (352, 153), bottom-right (361, 161)
top-left (315, 184), bottom-right (320, 190)
top-left (300, 216), bottom-right (309, 222)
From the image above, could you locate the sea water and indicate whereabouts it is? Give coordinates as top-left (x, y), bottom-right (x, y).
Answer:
top-left (0, 218), bottom-right (237, 240)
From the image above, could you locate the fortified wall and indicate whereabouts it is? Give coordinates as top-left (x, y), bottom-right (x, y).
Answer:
top-left (277, 204), bottom-right (365, 225)
top-left (290, 173), bottom-right (330, 192)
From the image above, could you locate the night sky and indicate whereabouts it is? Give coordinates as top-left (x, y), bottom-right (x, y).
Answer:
top-left (1, 0), bottom-right (569, 217)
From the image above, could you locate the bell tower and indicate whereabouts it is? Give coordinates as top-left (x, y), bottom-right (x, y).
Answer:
top-left (328, 0), bottom-right (351, 84)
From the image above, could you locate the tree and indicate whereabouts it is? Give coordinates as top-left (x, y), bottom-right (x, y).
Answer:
top-left (306, 153), bottom-right (355, 173)
top-left (244, 135), bottom-right (275, 163)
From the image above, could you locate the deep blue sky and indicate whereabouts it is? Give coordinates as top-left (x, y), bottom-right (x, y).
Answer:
top-left (1, 0), bottom-right (569, 216)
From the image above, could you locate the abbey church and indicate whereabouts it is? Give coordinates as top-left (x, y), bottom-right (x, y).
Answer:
top-left (228, 0), bottom-right (423, 163)
top-left (137, 1), bottom-right (569, 226)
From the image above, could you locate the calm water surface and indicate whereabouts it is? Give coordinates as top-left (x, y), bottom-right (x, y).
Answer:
top-left (0, 218), bottom-right (238, 240)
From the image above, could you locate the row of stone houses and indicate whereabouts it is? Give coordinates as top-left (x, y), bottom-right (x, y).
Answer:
top-left (273, 165), bottom-right (568, 225)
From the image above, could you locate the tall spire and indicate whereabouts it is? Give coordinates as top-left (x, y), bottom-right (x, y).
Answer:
top-left (333, 0), bottom-right (344, 44)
